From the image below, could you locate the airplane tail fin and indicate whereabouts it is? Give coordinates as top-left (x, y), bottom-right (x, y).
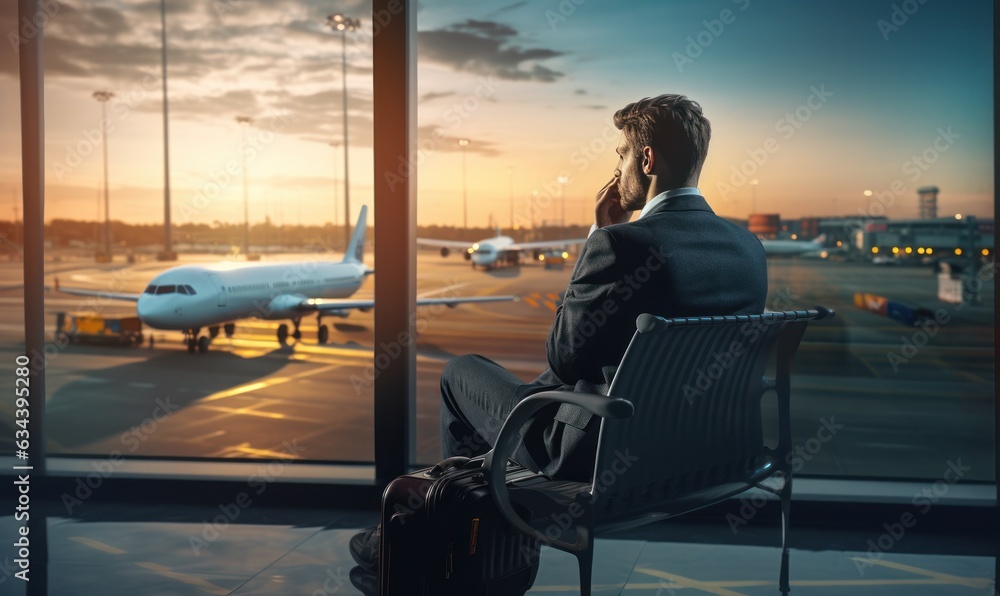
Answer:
top-left (343, 205), bottom-right (368, 263)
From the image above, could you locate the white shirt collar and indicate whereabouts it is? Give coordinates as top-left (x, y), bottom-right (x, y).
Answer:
top-left (638, 187), bottom-right (702, 219)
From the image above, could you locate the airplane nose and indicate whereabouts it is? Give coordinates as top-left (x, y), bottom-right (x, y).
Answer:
top-left (137, 296), bottom-right (173, 329)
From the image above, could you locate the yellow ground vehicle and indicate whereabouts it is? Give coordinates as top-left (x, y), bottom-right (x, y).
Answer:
top-left (55, 312), bottom-right (145, 347)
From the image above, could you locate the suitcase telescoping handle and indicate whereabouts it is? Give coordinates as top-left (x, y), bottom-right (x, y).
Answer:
top-left (428, 456), bottom-right (471, 477)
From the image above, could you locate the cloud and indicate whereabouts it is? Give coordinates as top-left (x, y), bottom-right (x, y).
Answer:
top-left (418, 19), bottom-right (564, 82)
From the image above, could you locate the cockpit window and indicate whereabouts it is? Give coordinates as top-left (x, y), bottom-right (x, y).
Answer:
top-left (185, 285), bottom-right (197, 295)
top-left (144, 285), bottom-right (158, 294)
top-left (177, 285), bottom-right (189, 295)
top-left (155, 285), bottom-right (176, 295)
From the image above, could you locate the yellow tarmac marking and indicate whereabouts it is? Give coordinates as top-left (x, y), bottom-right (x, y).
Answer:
top-left (850, 557), bottom-right (994, 589)
top-left (71, 536), bottom-right (230, 595)
top-left (547, 292), bottom-right (560, 301)
top-left (220, 442), bottom-right (305, 459)
top-left (69, 536), bottom-right (126, 554)
top-left (135, 562), bottom-right (230, 595)
top-left (633, 568), bottom-right (751, 595)
top-left (200, 365), bottom-right (336, 402)
top-left (543, 300), bottom-right (558, 312)
top-left (531, 557), bottom-right (994, 592)
top-left (524, 297), bottom-right (539, 308)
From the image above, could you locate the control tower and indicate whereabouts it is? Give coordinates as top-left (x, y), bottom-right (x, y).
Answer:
top-left (917, 185), bottom-right (939, 219)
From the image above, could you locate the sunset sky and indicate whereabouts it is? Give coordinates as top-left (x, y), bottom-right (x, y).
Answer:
top-left (0, 0), bottom-right (993, 230)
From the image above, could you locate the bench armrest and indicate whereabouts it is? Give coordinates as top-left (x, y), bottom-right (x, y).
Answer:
top-left (482, 390), bottom-right (633, 550)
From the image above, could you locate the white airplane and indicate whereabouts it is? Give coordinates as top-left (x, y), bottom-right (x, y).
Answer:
top-left (417, 229), bottom-right (588, 270)
top-left (51, 206), bottom-right (516, 353)
top-left (760, 234), bottom-right (828, 257)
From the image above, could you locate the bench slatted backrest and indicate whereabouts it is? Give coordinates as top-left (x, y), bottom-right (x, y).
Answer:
top-left (589, 309), bottom-right (824, 524)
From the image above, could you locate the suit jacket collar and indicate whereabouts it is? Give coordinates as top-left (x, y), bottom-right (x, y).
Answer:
top-left (643, 190), bottom-right (715, 217)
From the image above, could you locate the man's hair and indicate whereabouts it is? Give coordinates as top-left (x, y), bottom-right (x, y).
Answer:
top-left (613, 94), bottom-right (711, 186)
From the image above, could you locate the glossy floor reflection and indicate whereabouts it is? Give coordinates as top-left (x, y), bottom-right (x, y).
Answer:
top-left (0, 503), bottom-right (995, 595)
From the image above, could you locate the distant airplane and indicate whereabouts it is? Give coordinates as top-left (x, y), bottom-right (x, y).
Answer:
top-left (760, 234), bottom-right (828, 257)
top-left (52, 206), bottom-right (516, 353)
top-left (417, 228), bottom-right (588, 270)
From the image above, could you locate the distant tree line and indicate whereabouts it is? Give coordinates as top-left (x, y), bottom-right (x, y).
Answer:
top-left (0, 219), bottom-right (595, 254)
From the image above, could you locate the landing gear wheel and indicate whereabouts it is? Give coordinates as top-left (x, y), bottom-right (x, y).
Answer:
top-left (197, 336), bottom-right (209, 353)
top-left (318, 324), bottom-right (329, 345)
top-left (224, 323), bottom-right (235, 338)
top-left (277, 324), bottom-right (289, 344)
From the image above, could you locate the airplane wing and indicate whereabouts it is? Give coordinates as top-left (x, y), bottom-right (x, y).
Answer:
top-left (46, 284), bottom-right (142, 302)
top-left (509, 238), bottom-right (589, 251)
top-left (299, 295), bottom-right (518, 313)
top-left (416, 238), bottom-right (475, 250)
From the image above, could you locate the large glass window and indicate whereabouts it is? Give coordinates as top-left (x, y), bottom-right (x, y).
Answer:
top-left (1, 0), bottom-right (384, 466)
top-left (413, 0), bottom-right (995, 482)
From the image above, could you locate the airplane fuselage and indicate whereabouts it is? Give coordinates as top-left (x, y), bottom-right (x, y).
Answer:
top-left (136, 260), bottom-right (367, 330)
top-left (470, 236), bottom-right (515, 267)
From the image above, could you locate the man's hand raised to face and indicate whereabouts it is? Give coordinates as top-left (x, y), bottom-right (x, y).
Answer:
top-left (595, 175), bottom-right (633, 229)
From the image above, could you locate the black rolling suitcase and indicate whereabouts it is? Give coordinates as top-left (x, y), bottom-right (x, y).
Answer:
top-left (378, 455), bottom-right (542, 596)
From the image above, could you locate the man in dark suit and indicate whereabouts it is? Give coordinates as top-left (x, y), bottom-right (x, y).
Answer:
top-left (438, 93), bottom-right (768, 481)
top-left (350, 94), bottom-right (767, 574)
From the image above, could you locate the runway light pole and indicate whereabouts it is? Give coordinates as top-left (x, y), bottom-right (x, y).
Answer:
top-left (507, 166), bottom-right (514, 231)
top-left (557, 174), bottom-right (569, 230)
top-left (93, 90), bottom-right (114, 261)
top-left (236, 115), bottom-right (253, 258)
top-left (329, 141), bottom-right (340, 228)
top-left (326, 12), bottom-right (360, 249)
top-left (159, 0), bottom-right (175, 260)
top-left (458, 138), bottom-right (470, 229)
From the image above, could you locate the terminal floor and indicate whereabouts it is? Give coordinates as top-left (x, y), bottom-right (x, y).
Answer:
top-left (0, 502), bottom-right (996, 595)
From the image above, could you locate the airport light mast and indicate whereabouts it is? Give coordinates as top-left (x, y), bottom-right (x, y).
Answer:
top-left (93, 90), bottom-right (114, 261)
top-left (458, 138), bottom-right (470, 228)
top-left (159, 0), bottom-right (175, 260)
top-left (325, 12), bottom-right (361, 249)
top-left (329, 141), bottom-right (340, 228)
top-left (236, 115), bottom-right (253, 258)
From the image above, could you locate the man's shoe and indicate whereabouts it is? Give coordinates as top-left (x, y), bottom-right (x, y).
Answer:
top-left (349, 566), bottom-right (377, 596)
top-left (349, 525), bottom-right (381, 573)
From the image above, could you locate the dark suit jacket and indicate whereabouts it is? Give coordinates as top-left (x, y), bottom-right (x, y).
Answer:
top-left (518, 191), bottom-right (768, 478)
